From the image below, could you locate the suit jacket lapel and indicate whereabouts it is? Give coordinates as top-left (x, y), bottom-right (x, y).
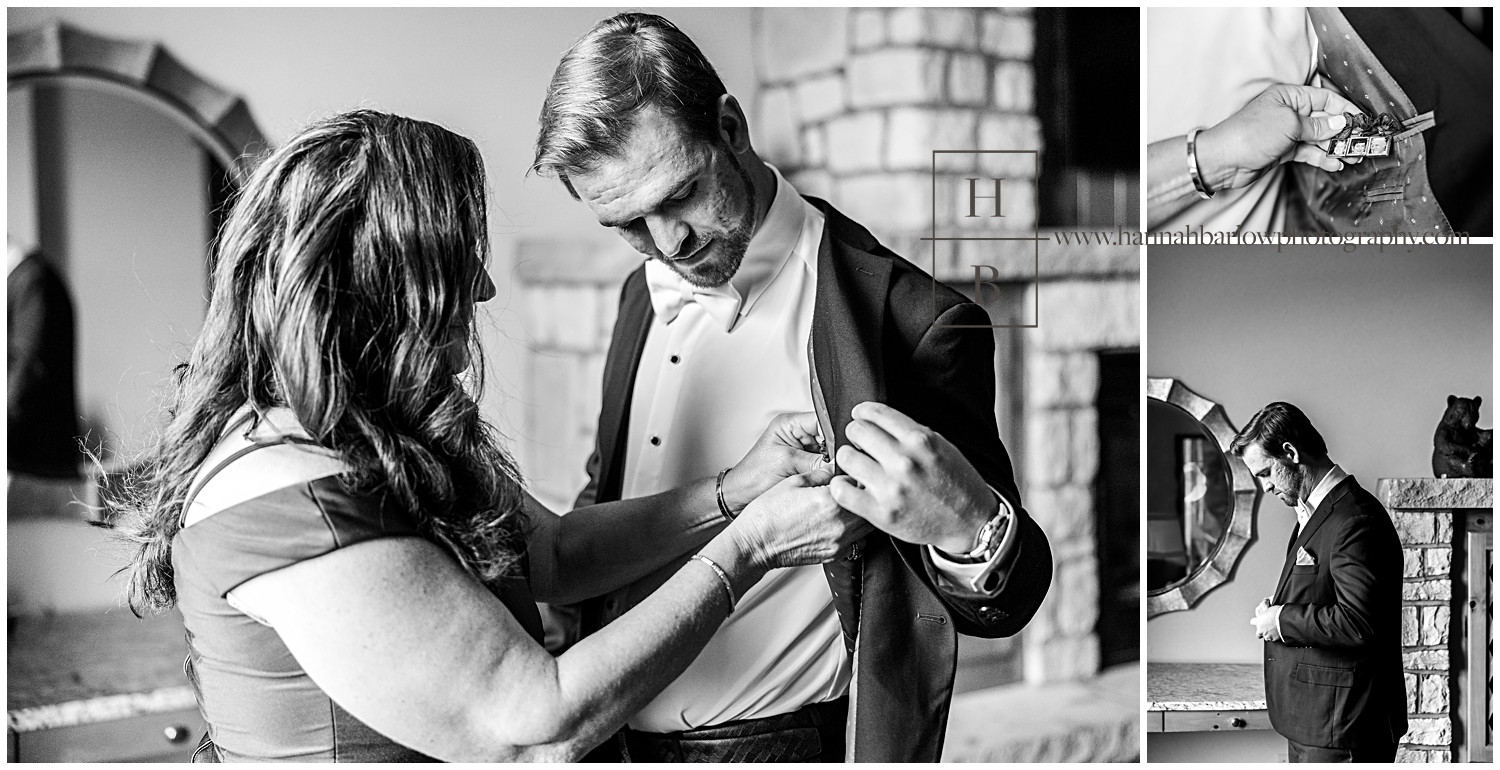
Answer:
top-left (1274, 476), bottom-right (1358, 600)
top-left (809, 201), bottom-right (890, 450)
top-left (594, 268), bottom-right (655, 501)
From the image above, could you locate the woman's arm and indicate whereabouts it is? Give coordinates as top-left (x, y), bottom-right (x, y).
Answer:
top-left (1146, 84), bottom-right (1360, 230)
top-left (523, 481), bottom-right (723, 605)
top-left (526, 412), bottom-right (827, 604)
top-left (230, 467), bottom-right (867, 762)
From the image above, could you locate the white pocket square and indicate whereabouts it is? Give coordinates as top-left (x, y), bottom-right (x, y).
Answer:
top-left (1295, 547), bottom-right (1317, 567)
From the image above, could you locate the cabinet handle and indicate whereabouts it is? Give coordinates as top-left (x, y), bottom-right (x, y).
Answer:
top-left (164, 725), bottom-right (191, 744)
top-left (1230, 717), bottom-right (1247, 729)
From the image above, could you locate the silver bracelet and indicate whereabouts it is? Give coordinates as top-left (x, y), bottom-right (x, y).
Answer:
top-left (689, 554), bottom-right (736, 615)
top-left (1187, 127), bottom-right (1214, 200)
top-left (714, 468), bottom-right (736, 522)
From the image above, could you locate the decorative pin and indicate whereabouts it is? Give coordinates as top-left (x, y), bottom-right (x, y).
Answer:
top-left (1329, 112), bottom-right (1399, 158)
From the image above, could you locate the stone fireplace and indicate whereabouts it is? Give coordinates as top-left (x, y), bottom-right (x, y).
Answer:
top-left (1378, 477), bottom-right (1494, 762)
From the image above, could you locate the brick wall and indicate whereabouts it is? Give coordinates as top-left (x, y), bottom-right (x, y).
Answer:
top-left (1378, 477), bottom-right (1492, 762)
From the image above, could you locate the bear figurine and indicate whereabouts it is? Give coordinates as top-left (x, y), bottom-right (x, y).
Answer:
top-left (1432, 395), bottom-right (1492, 478)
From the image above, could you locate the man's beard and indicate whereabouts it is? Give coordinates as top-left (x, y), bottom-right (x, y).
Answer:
top-left (672, 150), bottom-right (757, 289)
top-left (1278, 459), bottom-right (1312, 507)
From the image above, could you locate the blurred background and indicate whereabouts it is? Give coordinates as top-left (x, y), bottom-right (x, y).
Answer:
top-left (7, 7), bottom-right (1139, 761)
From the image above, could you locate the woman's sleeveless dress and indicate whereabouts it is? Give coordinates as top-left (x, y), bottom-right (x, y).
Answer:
top-left (172, 439), bottom-right (542, 761)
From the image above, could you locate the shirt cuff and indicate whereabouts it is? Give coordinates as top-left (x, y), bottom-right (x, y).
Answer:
top-left (1271, 604), bottom-right (1285, 641)
top-left (926, 486), bottom-right (1018, 594)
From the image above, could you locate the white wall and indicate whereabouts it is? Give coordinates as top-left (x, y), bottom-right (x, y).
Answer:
top-left (51, 82), bottom-right (210, 457)
top-left (1147, 245), bottom-right (1492, 664)
top-left (8, 87), bottom-right (38, 248)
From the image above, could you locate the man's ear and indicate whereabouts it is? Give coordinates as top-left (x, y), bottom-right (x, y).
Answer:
top-left (1282, 442), bottom-right (1302, 466)
top-left (1475, 396), bottom-right (1483, 408)
top-left (715, 94), bottom-right (754, 156)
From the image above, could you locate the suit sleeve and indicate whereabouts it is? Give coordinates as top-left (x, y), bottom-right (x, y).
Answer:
top-left (572, 446), bottom-right (602, 510)
top-left (902, 301), bottom-right (1052, 638)
top-left (1277, 514), bottom-right (1385, 650)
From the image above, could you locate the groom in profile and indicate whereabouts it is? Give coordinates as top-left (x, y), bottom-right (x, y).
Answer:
top-left (1232, 402), bottom-right (1406, 762)
top-left (531, 12), bottom-right (1051, 763)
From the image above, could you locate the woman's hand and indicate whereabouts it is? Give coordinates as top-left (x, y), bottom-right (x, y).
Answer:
top-left (1195, 84), bottom-right (1365, 191)
top-left (1146, 83), bottom-right (1366, 230)
top-left (724, 464), bottom-right (873, 570)
top-left (718, 412), bottom-right (827, 515)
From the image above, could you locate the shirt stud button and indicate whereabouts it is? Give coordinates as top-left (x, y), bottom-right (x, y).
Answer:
top-left (650, 436), bottom-right (661, 446)
top-left (669, 354), bottom-right (681, 364)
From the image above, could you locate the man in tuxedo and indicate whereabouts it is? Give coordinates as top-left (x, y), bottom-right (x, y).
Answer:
top-left (1233, 402), bottom-right (1406, 762)
top-left (530, 12), bottom-right (1051, 762)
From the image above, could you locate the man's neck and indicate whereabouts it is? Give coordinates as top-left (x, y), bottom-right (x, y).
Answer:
top-left (748, 156), bottom-right (777, 234)
top-left (1299, 458), bottom-right (1336, 502)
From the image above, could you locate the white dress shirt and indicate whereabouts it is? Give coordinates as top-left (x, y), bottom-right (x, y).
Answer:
top-left (622, 166), bottom-right (1015, 731)
top-left (1148, 8), bottom-right (1319, 233)
top-left (1295, 463), bottom-right (1347, 531)
top-left (623, 167), bottom-right (843, 731)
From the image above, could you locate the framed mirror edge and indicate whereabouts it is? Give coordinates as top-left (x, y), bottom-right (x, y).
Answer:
top-left (1146, 377), bottom-right (1261, 618)
top-left (8, 20), bottom-right (268, 185)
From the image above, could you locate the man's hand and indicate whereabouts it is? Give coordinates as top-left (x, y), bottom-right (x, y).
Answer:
top-left (828, 401), bottom-right (997, 553)
top-left (1251, 599), bottom-right (1283, 642)
top-left (1197, 84), bottom-right (1366, 191)
top-left (721, 412), bottom-right (827, 513)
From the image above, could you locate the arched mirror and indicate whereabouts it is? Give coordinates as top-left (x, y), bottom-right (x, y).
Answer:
top-left (7, 21), bottom-right (269, 612)
top-left (1146, 378), bottom-right (1259, 616)
top-left (8, 22), bottom-right (267, 470)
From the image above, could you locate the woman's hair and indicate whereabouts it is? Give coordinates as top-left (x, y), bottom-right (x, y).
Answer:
top-left (110, 109), bottom-right (527, 614)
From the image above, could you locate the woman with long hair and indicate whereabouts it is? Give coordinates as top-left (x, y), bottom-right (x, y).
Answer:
top-left (109, 109), bottom-right (867, 761)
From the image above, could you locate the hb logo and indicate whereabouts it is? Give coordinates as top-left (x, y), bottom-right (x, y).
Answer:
top-left (928, 151), bottom-right (1039, 329)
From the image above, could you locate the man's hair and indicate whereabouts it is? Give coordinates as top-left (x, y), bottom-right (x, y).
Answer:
top-left (532, 12), bottom-right (728, 192)
top-left (1228, 402), bottom-right (1329, 462)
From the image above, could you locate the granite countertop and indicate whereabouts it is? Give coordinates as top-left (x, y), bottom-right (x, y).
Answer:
top-left (7, 610), bottom-right (195, 733)
top-left (1146, 662), bottom-right (1265, 712)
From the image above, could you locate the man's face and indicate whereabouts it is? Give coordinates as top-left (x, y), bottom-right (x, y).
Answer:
top-left (568, 107), bottom-right (756, 289)
top-left (1240, 443), bottom-right (1306, 508)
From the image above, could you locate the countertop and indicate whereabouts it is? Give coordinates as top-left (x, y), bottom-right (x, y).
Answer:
top-left (1146, 662), bottom-right (1266, 712)
top-left (7, 610), bottom-right (195, 733)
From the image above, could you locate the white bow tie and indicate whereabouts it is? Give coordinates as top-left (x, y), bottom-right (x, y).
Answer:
top-left (645, 261), bottom-right (742, 332)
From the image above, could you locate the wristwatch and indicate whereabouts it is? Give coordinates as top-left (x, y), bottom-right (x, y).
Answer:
top-left (943, 509), bottom-right (1009, 564)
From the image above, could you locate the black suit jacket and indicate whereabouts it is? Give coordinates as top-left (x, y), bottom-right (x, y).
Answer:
top-left (572, 197), bottom-right (1051, 761)
top-left (1264, 475), bottom-right (1407, 748)
top-left (7, 253), bottom-right (81, 478)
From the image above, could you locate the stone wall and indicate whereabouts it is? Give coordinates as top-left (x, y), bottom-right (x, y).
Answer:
top-left (1377, 477), bottom-right (1492, 762)
top-left (512, 239), bottom-right (638, 510)
top-left (752, 6), bottom-right (1041, 272)
top-left (1021, 270), bottom-right (1139, 683)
